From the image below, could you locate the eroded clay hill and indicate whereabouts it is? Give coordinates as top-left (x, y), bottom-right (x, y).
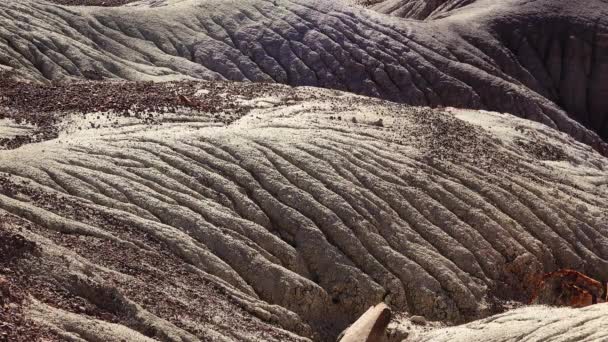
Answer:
top-left (0, 0), bottom-right (607, 153)
top-left (1, 80), bottom-right (608, 341)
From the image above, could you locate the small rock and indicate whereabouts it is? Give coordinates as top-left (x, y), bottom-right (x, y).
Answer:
top-left (410, 315), bottom-right (426, 326)
top-left (178, 95), bottom-right (193, 106)
top-left (372, 118), bottom-right (384, 127)
top-left (0, 277), bottom-right (9, 295)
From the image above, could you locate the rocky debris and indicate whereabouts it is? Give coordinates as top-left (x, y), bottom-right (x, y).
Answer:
top-left (372, 0), bottom-right (477, 19)
top-left (0, 275), bottom-right (56, 342)
top-left (46, 0), bottom-right (138, 6)
top-left (409, 107), bottom-right (510, 172)
top-left (531, 269), bottom-right (607, 308)
top-left (356, 0), bottom-right (385, 7)
top-left (515, 138), bottom-right (567, 161)
top-left (0, 230), bottom-right (37, 264)
top-left (0, 78), bottom-right (219, 118)
top-left (0, 123), bottom-right (57, 151)
top-left (0, 225), bottom-right (59, 342)
top-left (0, 78), bottom-right (288, 149)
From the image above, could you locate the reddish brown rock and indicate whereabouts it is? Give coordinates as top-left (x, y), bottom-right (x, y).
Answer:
top-left (531, 269), bottom-right (607, 308)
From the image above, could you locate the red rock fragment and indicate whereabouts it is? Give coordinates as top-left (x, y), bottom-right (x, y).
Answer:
top-left (531, 269), bottom-right (606, 308)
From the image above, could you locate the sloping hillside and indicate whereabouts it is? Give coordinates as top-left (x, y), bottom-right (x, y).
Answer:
top-left (2, 1), bottom-right (608, 341)
top-left (0, 0), bottom-right (607, 154)
top-left (412, 304), bottom-right (608, 341)
top-left (2, 80), bottom-right (608, 341)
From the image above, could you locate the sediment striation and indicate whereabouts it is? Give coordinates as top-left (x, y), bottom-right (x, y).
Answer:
top-left (1, 80), bottom-right (608, 341)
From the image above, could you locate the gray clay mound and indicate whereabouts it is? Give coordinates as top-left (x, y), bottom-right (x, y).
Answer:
top-left (1, 81), bottom-right (608, 341)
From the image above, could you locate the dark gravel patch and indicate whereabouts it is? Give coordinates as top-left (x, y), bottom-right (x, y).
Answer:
top-left (0, 78), bottom-right (282, 149)
top-left (0, 224), bottom-right (61, 342)
top-left (0, 79), bottom-right (217, 119)
top-left (46, 0), bottom-right (139, 6)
